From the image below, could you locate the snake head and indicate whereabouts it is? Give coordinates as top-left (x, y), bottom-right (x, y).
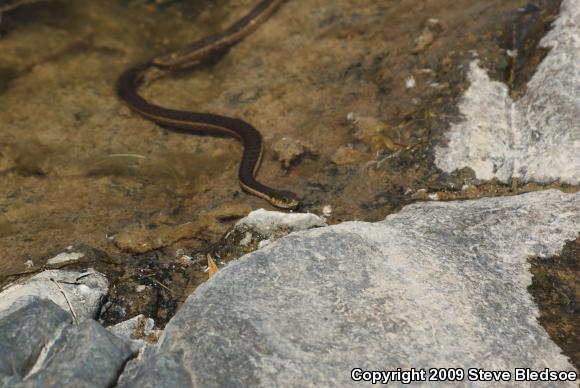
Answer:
top-left (270, 190), bottom-right (300, 210)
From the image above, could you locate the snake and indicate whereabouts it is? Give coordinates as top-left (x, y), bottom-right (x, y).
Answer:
top-left (116, 0), bottom-right (299, 210)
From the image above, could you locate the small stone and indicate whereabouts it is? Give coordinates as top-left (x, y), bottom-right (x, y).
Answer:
top-left (413, 18), bottom-right (445, 53)
top-left (346, 112), bottom-right (358, 124)
top-left (428, 193), bottom-right (439, 201)
top-left (118, 105), bottom-right (132, 117)
top-left (352, 116), bottom-right (406, 154)
top-left (258, 240), bottom-right (271, 249)
top-left (114, 204), bottom-right (251, 253)
top-left (414, 30), bottom-right (434, 52)
top-left (238, 209), bottom-right (326, 237)
top-left (176, 255), bottom-right (193, 267)
top-left (330, 146), bottom-right (368, 165)
top-left (46, 252), bottom-right (84, 266)
top-left (239, 231), bottom-right (253, 247)
top-left (271, 137), bottom-right (317, 169)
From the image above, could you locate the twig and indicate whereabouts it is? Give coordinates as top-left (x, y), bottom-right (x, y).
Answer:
top-left (142, 274), bottom-right (174, 295)
top-left (50, 277), bottom-right (78, 324)
top-left (75, 271), bottom-right (100, 282)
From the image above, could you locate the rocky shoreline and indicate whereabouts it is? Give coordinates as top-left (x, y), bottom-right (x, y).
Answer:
top-left (2, 190), bottom-right (579, 386)
top-left (1, 0), bottom-right (579, 386)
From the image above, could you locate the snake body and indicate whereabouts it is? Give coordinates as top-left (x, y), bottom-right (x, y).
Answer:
top-left (116, 0), bottom-right (299, 210)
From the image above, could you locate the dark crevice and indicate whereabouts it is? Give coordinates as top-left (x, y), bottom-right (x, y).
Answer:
top-left (528, 236), bottom-right (580, 370)
top-left (499, 0), bottom-right (562, 98)
top-left (109, 346), bottom-right (141, 388)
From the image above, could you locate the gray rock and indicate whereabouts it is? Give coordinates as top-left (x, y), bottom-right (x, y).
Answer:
top-left (20, 320), bottom-right (136, 388)
top-left (0, 294), bottom-right (138, 387)
top-left (119, 190), bottom-right (580, 387)
top-left (117, 351), bottom-right (193, 388)
top-left (0, 298), bottom-right (70, 382)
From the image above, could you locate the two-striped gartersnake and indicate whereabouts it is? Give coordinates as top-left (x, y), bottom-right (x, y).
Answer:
top-left (117, 0), bottom-right (299, 210)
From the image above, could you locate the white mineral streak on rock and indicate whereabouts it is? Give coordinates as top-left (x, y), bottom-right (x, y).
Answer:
top-left (435, 0), bottom-right (580, 184)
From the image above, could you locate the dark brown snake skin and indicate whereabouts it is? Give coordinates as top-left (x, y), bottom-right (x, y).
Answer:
top-left (116, 0), bottom-right (299, 209)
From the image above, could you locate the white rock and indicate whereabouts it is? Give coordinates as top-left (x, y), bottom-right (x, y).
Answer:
top-left (237, 209), bottom-right (326, 236)
top-left (0, 270), bottom-right (108, 321)
top-left (239, 231), bottom-right (253, 247)
top-left (46, 252), bottom-right (84, 266)
top-left (435, 0), bottom-right (580, 185)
